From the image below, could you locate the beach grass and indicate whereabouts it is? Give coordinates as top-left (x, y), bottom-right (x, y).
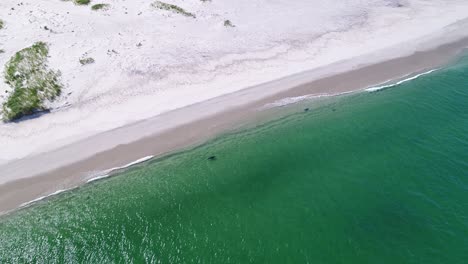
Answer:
top-left (75, 0), bottom-right (91, 5)
top-left (60, 0), bottom-right (91, 6)
top-left (80, 57), bottom-right (95, 65)
top-left (224, 20), bottom-right (235, 27)
top-left (152, 1), bottom-right (196, 18)
top-left (2, 42), bottom-right (61, 121)
top-left (91, 4), bottom-right (109, 10)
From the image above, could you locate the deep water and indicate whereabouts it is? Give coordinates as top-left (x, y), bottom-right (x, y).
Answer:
top-left (1, 56), bottom-right (468, 263)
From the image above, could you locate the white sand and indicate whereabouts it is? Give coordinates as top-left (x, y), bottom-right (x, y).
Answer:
top-left (1, 0), bottom-right (468, 166)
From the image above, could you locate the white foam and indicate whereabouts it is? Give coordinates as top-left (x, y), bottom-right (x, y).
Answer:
top-left (265, 94), bottom-right (316, 108)
top-left (262, 91), bottom-right (353, 109)
top-left (365, 69), bottom-right (439, 92)
top-left (19, 189), bottom-right (69, 208)
top-left (86, 155), bottom-right (154, 183)
top-left (16, 155), bottom-right (154, 210)
top-left (263, 68), bottom-right (439, 109)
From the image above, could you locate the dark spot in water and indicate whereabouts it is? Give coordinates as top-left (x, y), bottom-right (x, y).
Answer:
top-left (304, 108), bottom-right (310, 112)
top-left (208, 156), bottom-right (217, 161)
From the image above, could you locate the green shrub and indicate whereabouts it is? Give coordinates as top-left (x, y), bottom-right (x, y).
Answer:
top-left (79, 57), bottom-right (95, 65)
top-left (75, 0), bottom-right (91, 5)
top-left (2, 42), bottom-right (62, 121)
top-left (91, 3), bottom-right (109, 10)
top-left (152, 1), bottom-right (196, 18)
top-left (224, 20), bottom-right (235, 27)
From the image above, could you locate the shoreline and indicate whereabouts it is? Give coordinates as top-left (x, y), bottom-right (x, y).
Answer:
top-left (1, 34), bottom-right (468, 215)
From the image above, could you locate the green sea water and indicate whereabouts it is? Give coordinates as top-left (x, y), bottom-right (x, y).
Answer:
top-left (1, 56), bottom-right (468, 263)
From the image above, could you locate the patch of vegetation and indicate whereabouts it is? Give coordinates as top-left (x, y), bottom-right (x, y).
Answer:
top-left (0, 19), bottom-right (4, 30)
top-left (224, 20), bottom-right (235, 27)
top-left (2, 42), bottom-right (62, 121)
top-left (79, 57), bottom-right (95, 65)
top-left (74, 0), bottom-right (91, 5)
top-left (91, 3), bottom-right (109, 10)
top-left (152, 1), bottom-right (196, 18)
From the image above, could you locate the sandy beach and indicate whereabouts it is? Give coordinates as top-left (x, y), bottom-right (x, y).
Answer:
top-left (1, 0), bottom-right (468, 214)
top-left (1, 32), bottom-right (468, 214)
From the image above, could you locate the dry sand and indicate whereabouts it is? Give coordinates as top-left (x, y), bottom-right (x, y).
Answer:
top-left (3, 0), bottom-right (468, 165)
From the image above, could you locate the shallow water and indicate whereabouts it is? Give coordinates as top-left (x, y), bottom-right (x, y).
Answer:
top-left (1, 56), bottom-right (468, 263)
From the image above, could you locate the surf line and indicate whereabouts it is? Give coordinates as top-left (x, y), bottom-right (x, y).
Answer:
top-left (365, 68), bottom-right (439, 92)
top-left (15, 155), bottom-right (155, 211)
top-left (86, 155), bottom-right (154, 183)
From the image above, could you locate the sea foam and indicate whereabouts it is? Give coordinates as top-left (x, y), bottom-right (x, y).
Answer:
top-left (19, 189), bottom-right (69, 208)
top-left (262, 91), bottom-right (353, 109)
top-left (86, 155), bottom-right (154, 183)
top-left (17, 156), bottom-right (155, 210)
top-left (365, 69), bottom-right (439, 92)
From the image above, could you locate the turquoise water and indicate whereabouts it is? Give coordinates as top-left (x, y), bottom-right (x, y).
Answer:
top-left (1, 57), bottom-right (468, 263)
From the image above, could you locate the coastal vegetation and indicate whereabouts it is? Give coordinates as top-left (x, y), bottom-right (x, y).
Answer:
top-left (224, 20), bottom-right (235, 27)
top-left (74, 0), bottom-right (91, 5)
top-left (91, 4), bottom-right (109, 10)
top-left (2, 42), bottom-right (61, 121)
top-left (79, 57), bottom-right (95, 65)
top-left (152, 1), bottom-right (196, 18)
